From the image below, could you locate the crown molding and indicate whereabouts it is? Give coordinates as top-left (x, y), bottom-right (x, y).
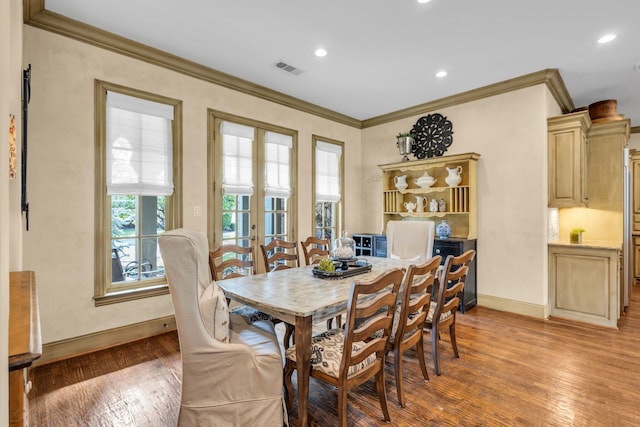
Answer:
top-left (24, 1), bottom-right (575, 131)
top-left (23, 0), bottom-right (362, 128)
top-left (631, 126), bottom-right (640, 134)
top-left (362, 69), bottom-right (574, 128)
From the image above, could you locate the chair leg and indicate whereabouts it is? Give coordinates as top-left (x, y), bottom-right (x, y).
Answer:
top-left (450, 323), bottom-right (459, 358)
top-left (375, 369), bottom-right (391, 422)
top-left (416, 336), bottom-right (430, 381)
top-left (337, 387), bottom-right (348, 427)
top-left (284, 323), bottom-right (295, 349)
top-left (326, 314), bottom-right (343, 330)
top-left (431, 328), bottom-right (441, 376)
top-left (283, 360), bottom-right (295, 410)
top-left (393, 346), bottom-right (406, 407)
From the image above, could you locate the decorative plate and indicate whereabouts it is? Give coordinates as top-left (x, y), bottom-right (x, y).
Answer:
top-left (411, 113), bottom-right (454, 159)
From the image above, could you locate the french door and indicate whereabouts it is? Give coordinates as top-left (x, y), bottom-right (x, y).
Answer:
top-left (209, 113), bottom-right (297, 273)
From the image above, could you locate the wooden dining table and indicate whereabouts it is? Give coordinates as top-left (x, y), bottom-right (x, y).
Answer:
top-left (217, 255), bottom-right (414, 427)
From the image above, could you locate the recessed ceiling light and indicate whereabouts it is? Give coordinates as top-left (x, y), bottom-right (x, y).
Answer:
top-left (314, 48), bottom-right (327, 57)
top-left (597, 34), bottom-right (616, 44)
top-left (435, 70), bottom-right (447, 78)
top-left (418, 0), bottom-right (432, 3)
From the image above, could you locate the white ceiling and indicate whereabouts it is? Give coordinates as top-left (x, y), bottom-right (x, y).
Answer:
top-left (46, 0), bottom-right (640, 126)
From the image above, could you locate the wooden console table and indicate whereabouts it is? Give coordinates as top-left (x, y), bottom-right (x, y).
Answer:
top-left (9, 271), bottom-right (42, 427)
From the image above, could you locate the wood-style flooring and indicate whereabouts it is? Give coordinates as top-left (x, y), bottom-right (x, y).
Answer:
top-left (29, 286), bottom-right (640, 426)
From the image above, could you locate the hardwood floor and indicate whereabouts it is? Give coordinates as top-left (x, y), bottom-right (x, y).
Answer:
top-left (30, 286), bottom-right (640, 426)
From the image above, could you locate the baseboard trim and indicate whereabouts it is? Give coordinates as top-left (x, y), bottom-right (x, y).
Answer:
top-left (34, 315), bottom-right (177, 366)
top-left (478, 294), bottom-right (548, 319)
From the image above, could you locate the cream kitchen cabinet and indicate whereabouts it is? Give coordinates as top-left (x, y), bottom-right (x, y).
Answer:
top-left (548, 242), bottom-right (621, 328)
top-left (548, 111), bottom-right (591, 208)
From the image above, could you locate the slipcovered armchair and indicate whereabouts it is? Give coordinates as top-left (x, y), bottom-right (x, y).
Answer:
top-left (159, 228), bottom-right (287, 426)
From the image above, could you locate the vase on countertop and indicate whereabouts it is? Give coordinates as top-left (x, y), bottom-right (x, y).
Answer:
top-left (436, 220), bottom-right (451, 239)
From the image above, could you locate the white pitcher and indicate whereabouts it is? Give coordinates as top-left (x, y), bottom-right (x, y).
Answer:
top-left (445, 166), bottom-right (463, 187)
top-left (415, 196), bottom-right (428, 213)
top-left (394, 175), bottom-right (408, 190)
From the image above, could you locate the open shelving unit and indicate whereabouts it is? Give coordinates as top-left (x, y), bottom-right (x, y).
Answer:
top-left (378, 152), bottom-right (480, 239)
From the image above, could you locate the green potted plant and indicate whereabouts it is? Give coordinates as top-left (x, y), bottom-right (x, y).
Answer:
top-left (569, 228), bottom-right (585, 244)
top-left (396, 132), bottom-right (415, 162)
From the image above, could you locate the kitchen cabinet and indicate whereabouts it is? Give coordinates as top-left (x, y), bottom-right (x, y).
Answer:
top-left (548, 242), bottom-right (621, 328)
top-left (433, 238), bottom-right (477, 313)
top-left (378, 152), bottom-right (480, 239)
top-left (548, 111), bottom-right (591, 208)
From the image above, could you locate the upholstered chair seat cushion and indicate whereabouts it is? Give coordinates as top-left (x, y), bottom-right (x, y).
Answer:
top-left (285, 328), bottom-right (376, 377)
top-left (199, 281), bottom-right (230, 342)
top-left (388, 300), bottom-right (422, 344)
top-left (426, 300), bottom-right (452, 323)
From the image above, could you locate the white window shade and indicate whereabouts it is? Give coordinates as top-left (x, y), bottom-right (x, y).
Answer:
top-left (106, 91), bottom-right (174, 196)
top-left (265, 131), bottom-right (292, 199)
top-left (316, 141), bottom-right (342, 202)
top-left (221, 121), bottom-right (254, 196)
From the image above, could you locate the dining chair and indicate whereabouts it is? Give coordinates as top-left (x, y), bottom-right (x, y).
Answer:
top-left (260, 239), bottom-right (300, 347)
top-left (387, 255), bottom-right (441, 407)
top-left (300, 236), bottom-right (344, 329)
top-left (425, 249), bottom-right (475, 375)
top-left (386, 220), bottom-right (435, 263)
top-left (283, 268), bottom-right (404, 427)
top-left (300, 236), bottom-right (330, 265)
top-left (209, 244), bottom-right (283, 324)
top-left (260, 239), bottom-right (300, 272)
top-left (159, 229), bottom-right (286, 426)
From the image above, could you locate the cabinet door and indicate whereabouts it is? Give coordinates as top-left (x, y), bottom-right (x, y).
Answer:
top-left (548, 128), bottom-right (587, 207)
top-left (634, 237), bottom-right (640, 282)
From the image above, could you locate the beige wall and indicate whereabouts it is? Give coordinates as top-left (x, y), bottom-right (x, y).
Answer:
top-left (22, 26), bottom-right (362, 344)
top-left (361, 85), bottom-right (561, 316)
top-left (2, 0), bottom-right (25, 422)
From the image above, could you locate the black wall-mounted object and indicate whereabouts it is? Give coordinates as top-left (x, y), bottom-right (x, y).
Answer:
top-left (22, 64), bottom-right (31, 231)
top-left (410, 113), bottom-right (454, 159)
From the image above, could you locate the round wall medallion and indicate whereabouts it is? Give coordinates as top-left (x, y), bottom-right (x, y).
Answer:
top-left (411, 113), bottom-right (454, 159)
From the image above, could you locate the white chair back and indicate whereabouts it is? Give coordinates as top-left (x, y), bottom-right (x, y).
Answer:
top-left (386, 220), bottom-right (435, 263)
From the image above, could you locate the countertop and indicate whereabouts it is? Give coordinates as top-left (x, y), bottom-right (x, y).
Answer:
top-left (548, 239), bottom-right (622, 250)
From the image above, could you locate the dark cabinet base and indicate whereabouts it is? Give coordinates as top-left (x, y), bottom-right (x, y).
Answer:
top-left (434, 238), bottom-right (477, 313)
top-left (352, 234), bottom-right (477, 313)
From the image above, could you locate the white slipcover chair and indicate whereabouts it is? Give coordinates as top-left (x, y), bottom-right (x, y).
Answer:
top-left (159, 228), bottom-right (286, 426)
top-left (386, 220), bottom-right (435, 263)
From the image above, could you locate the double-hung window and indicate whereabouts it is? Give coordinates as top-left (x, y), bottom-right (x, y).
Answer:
top-left (95, 81), bottom-right (182, 305)
top-left (313, 136), bottom-right (344, 242)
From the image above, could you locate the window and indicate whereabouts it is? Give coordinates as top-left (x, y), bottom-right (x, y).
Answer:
top-left (209, 111), bottom-right (297, 272)
top-left (313, 136), bottom-right (344, 242)
top-left (95, 81), bottom-right (182, 305)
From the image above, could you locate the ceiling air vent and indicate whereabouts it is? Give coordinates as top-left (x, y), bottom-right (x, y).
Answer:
top-left (274, 60), bottom-right (303, 76)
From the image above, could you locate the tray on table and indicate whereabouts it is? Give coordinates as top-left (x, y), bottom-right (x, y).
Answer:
top-left (312, 259), bottom-right (372, 280)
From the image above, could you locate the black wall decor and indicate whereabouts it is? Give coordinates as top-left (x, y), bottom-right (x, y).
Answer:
top-left (410, 113), bottom-right (453, 159)
top-left (22, 64), bottom-right (31, 230)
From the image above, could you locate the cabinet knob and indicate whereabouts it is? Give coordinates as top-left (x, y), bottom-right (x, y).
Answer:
top-left (435, 249), bottom-right (441, 254)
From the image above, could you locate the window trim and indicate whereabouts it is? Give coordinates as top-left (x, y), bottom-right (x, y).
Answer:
top-left (312, 135), bottom-right (345, 241)
top-left (94, 80), bottom-right (183, 306)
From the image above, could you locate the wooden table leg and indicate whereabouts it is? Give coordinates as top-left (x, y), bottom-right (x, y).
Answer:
top-left (295, 315), bottom-right (312, 427)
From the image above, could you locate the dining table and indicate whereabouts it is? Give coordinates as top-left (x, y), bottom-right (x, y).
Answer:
top-left (216, 255), bottom-right (415, 427)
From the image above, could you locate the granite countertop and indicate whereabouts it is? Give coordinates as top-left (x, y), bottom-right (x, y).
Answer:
top-left (548, 239), bottom-right (622, 250)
